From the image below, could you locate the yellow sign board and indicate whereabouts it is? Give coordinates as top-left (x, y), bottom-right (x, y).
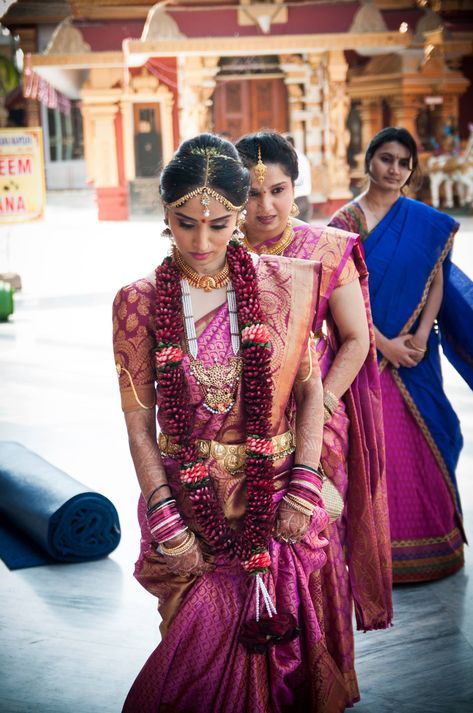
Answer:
top-left (0, 127), bottom-right (46, 224)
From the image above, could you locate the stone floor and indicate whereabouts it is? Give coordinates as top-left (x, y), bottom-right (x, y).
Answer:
top-left (0, 191), bottom-right (472, 712)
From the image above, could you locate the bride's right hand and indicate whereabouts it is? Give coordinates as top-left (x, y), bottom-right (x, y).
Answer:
top-left (160, 532), bottom-right (210, 577)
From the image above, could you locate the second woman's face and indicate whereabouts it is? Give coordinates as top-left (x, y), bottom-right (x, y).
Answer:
top-left (166, 194), bottom-right (238, 274)
top-left (245, 163), bottom-right (294, 241)
top-left (368, 140), bottom-right (413, 192)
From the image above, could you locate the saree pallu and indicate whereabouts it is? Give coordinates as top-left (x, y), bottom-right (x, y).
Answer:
top-left (114, 256), bottom-right (356, 712)
top-left (331, 197), bottom-right (468, 583)
top-left (255, 225), bottom-right (392, 705)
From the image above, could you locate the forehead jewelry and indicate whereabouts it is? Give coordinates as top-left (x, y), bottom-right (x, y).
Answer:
top-left (166, 151), bottom-right (245, 217)
top-left (254, 145), bottom-right (267, 184)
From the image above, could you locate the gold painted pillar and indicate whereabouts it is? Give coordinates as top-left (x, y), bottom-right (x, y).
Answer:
top-left (325, 50), bottom-right (352, 202)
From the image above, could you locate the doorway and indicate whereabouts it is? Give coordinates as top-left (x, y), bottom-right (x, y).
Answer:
top-left (133, 103), bottom-right (163, 178)
top-left (213, 76), bottom-right (288, 141)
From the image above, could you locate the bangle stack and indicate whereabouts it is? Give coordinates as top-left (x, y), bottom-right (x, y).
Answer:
top-left (323, 388), bottom-right (339, 424)
top-left (146, 496), bottom-right (188, 544)
top-left (283, 464), bottom-right (324, 517)
top-left (160, 530), bottom-right (196, 557)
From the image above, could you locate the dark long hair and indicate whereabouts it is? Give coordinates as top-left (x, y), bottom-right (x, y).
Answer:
top-left (365, 127), bottom-right (421, 187)
top-left (235, 131), bottom-right (299, 183)
top-left (160, 133), bottom-right (249, 206)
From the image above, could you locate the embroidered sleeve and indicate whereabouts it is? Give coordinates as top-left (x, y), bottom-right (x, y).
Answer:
top-left (112, 279), bottom-right (157, 412)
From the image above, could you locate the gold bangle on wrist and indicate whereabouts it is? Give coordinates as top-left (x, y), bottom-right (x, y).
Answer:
top-left (283, 494), bottom-right (314, 517)
top-left (323, 388), bottom-right (339, 416)
top-left (160, 530), bottom-right (195, 556)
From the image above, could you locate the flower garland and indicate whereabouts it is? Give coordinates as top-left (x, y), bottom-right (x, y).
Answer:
top-left (154, 239), bottom-right (276, 574)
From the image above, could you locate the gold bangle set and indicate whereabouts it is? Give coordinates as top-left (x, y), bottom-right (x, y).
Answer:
top-left (283, 493), bottom-right (314, 518)
top-left (160, 530), bottom-right (195, 556)
top-left (323, 388), bottom-right (339, 423)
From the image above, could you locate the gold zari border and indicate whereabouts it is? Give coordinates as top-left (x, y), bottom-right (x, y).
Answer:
top-left (379, 230), bottom-right (456, 373)
top-left (392, 526), bottom-right (462, 548)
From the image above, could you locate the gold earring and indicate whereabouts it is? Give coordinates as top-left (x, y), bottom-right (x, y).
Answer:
top-left (290, 202), bottom-right (300, 217)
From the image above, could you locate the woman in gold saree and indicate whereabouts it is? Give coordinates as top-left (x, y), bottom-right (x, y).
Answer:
top-left (113, 133), bottom-right (358, 711)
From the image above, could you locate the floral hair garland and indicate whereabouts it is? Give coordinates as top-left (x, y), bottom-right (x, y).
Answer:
top-left (154, 239), bottom-right (275, 575)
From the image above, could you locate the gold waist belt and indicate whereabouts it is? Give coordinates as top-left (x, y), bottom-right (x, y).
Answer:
top-left (158, 429), bottom-right (296, 475)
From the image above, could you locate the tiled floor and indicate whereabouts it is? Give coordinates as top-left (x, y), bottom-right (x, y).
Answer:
top-left (1, 192), bottom-right (472, 712)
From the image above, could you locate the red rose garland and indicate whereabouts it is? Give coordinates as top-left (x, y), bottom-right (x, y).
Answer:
top-left (154, 239), bottom-right (276, 573)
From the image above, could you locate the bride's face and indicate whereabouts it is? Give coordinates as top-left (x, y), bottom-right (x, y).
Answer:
top-left (166, 194), bottom-right (238, 274)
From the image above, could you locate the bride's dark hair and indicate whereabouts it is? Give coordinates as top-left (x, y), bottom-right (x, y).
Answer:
top-left (160, 133), bottom-right (250, 207)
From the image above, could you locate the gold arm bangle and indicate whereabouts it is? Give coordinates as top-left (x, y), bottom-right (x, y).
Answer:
top-left (116, 362), bottom-right (155, 410)
top-left (296, 331), bottom-right (316, 383)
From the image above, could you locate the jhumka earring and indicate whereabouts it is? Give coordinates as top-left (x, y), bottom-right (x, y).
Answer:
top-left (161, 226), bottom-right (175, 254)
top-left (161, 226), bottom-right (173, 241)
top-left (232, 225), bottom-right (244, 242)
top-left (254, 145), bottom-right (267, 184)
top-left (290, 202), bottom-right (300, 218)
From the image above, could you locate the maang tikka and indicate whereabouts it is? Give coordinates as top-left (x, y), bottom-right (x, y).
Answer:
top-left (254, 145), bottom-right (267, 184)
top-left (165, 148), bottom-right (246, 217)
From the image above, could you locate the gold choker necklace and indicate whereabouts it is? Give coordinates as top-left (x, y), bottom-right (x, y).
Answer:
top-left (242, 220), bottom-right (294, 256)
top-left (173, 248), bottom-right (230, 291)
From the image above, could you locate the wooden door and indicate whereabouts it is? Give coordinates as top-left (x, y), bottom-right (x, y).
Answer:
top-left (213, 78), bottom-right (288, 141)
top-left (133, 103), bottom-right (163, 178)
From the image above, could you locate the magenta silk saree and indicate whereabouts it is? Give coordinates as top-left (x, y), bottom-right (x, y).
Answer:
top-left (253, 224), bottom-right (393, 703)
top-left (113, 256), bottom-right (356, 713)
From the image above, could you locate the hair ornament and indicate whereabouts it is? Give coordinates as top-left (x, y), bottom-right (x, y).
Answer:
top-left (254, 145), bottom-right (267, 184)
top-left (166, 147), bottom-right (245, 216)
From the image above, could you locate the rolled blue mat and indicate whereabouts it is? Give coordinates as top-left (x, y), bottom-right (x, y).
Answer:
top-left (0, 442), bottom-right (121, 569)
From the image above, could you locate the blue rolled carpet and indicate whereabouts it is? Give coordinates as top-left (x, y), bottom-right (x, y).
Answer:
top-left (0, 442), bottom-right (121, 569)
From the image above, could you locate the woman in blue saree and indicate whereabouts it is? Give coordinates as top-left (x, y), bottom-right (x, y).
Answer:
top-left (330, 127), bottom-right (471, 583)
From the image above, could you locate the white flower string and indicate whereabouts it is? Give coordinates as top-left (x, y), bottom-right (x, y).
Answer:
top-left (181, 278), bottom-right (240, 358)
top-left (255, 573), bottom-right (277, 622)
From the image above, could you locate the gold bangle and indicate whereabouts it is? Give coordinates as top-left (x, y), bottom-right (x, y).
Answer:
top-left (323, 406), bottom-right (332, 424)
top-left (323, 388), bottom-right (339, 415)
top-left (160, 530), bottom-right (195, 556)
top-left (283, 494), bottom-right (313, 517)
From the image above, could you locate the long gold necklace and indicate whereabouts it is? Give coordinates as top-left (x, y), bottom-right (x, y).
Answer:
top-left (242, 220), bottom-right (294, 256)
top-left (173, 247), bottom-right (230, 291)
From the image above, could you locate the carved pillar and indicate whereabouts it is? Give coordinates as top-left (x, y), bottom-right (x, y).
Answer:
top-left (389, 95), bottom-right (420, 141)
top-left (178, 56), bottom-right (219, 139)
top-left (305, 53), bottom-right (325, 201)
top-left (359, 98), bottom-right (383, 153)
top-left (325, 50), bottom-right (352, 201)
top-left (280, 54), bottom-right (306, 148)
